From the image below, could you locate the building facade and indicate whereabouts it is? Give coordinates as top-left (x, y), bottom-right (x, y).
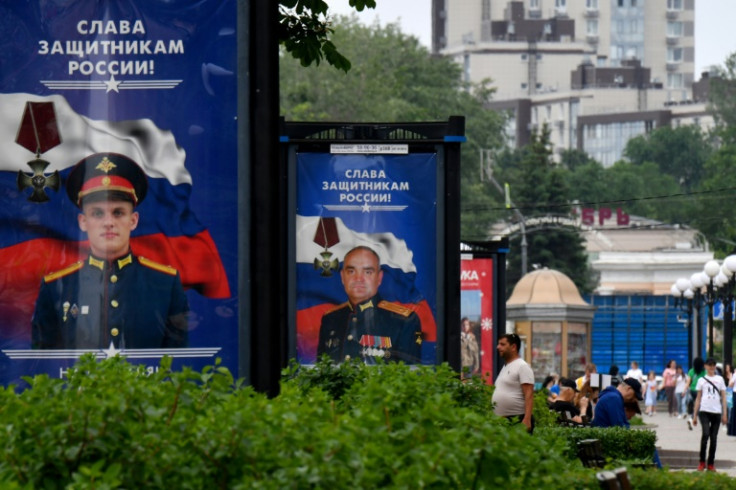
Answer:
top-left (433, 0), bottom-right (713, 165)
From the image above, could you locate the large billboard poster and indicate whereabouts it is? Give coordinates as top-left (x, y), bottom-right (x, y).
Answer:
top-left (295, 152), bottom-right (438, 365)
top-left (460, 256), bottom-right (494, 383)
top-left (0, 1), bottom-right (238, 384)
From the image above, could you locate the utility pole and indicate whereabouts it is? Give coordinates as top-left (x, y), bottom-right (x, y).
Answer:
top-left (480, 149), bottom-right (527, 276)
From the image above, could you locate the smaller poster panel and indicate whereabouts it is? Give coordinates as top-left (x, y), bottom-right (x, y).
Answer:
top-left (460, 256), bottom-right (494, 383)
top-left (295, 152), bottom-right (438, 365)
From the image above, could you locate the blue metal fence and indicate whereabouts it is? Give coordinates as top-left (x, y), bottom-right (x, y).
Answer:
top-left (585, 294), bottom-right (703, 375)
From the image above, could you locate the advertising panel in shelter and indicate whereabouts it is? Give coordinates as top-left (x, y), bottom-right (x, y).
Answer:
top-left (0, 1), bottom-right (238, 384)
top-left (461, 256), bottom-right (494, 383)
top-left (295, 151), bottom-right (438, 365)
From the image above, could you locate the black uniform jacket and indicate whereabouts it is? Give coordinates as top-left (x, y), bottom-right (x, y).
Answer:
top-left (32, 252), bottom-right (189, 349)
top-left (317, 294), bottom-right (422, 364)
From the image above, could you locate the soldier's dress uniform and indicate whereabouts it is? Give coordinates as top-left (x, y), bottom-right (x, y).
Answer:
top-left (30, 152), bottom-right (190, 349)
top-left (32, 253), bottom-right (189, 349)
top-left (317, 294), bottom-right (422, 364)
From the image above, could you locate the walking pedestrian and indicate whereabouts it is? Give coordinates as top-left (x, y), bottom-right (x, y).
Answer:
top-left (692, 358), bottom-right (728, 472)
top-left (644, 370), bottom-right (658, 416)
top-left (675, 365), bottom-right (688, 418)
top-left (687, 357), bottom-right (706, 430)
top-left (492, 333), bottom-right (535, 434)
top-left (662, 360), bottom-right (677, 417)
top-left (625, 361), bottom-right (644, 383)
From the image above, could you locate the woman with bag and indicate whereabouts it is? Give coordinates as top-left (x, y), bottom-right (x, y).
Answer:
top-left (692, 358), bottom-right (728, 472)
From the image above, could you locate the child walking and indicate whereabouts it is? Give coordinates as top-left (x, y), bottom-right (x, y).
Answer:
top-left (645, 370), bottom-right (658, 416)
top-left (675, 365), bottom-right (688, 418)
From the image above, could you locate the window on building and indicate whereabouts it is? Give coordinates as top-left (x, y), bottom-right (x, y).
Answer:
top-left (530, 0), bottom-right (540, 9)
top-left (667, 73), bottom-right (684, 89)
top-left (482, 0), bottom-right (490, 20)
top-left (667, 0), bottom-right (683, 11)
top-left (667, 21), bottom-right (683, 37)
top-left (531, 322), bottom-right (562, 383)
top-left (567, 323), bottom-right (588, 379)
top-left (555, 0), bottom-right (566, 12)
top-left (616, 20), bottom-right (625, 34)
top-left (631, 0), bottom-right (637, 7)
top-left (617, 0), bottom-right (624, 7)
top-left (586, 0), bottom-right (598, 9)
top-left (667, 47), bottom-right (683, 63)
top-left (587, 20), bottom-right (598, 35)
top-left (521, 53), bottom-right (528, 61)
top-left (629, 19), bottom-right (639, 34)
top-left (521, 83), bottom-right (528, 90)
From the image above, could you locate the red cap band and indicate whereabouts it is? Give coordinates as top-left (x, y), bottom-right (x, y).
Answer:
top-left (77, 175), bottom-right (138, 205)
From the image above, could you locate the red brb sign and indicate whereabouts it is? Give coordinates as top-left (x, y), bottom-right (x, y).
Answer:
top-left (580, 207), bottom-right (629, 226)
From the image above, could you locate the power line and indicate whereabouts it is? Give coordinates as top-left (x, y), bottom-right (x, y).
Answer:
top-left (461, 186), bottom-right (736, 213)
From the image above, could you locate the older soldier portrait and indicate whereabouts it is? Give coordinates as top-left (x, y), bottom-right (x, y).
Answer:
top-left (31, 152), bottom-right (189, 349)
top-left (317, 245), bottom-right (422, 364)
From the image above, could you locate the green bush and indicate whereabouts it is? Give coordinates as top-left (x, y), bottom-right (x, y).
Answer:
top-left (0, 355), bottom-right (728, 489)
top-left (536, 426), bottom-right (657, 463)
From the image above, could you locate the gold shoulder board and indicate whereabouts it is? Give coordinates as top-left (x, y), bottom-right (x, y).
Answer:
top-left (324, 302), bottom-right (350, 315)
top-left (44, 261), bottom-right (84, 283)
top-left (378, 301), bottom-right (413, 317)
top-left (138, 256), bottom-right (178, 276)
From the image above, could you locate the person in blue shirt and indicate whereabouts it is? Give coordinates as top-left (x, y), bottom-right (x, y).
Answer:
top-left (592, 377), bottom-right (643, 428)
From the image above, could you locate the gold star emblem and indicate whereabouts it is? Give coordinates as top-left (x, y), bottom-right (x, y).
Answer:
top-left (96, 157), bottom-right (117, 173)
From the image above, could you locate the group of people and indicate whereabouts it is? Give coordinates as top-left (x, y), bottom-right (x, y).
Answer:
top-left (537, 358), bottom-right (735, 472)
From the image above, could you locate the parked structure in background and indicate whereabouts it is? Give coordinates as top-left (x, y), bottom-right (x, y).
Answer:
top-left (433, 0), bottom-right (714, 165)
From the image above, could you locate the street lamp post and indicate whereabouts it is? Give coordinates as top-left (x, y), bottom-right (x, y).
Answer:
top-left (673, 279), bottom-right (694, 366)
top-left (689, 272), bottom-right (706, 359)
top-left (721, 255), bottom-right (736, 367)
top-left (704, 260), bottom-right (722, 359)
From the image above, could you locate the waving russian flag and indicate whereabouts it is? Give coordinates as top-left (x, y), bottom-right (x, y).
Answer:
top-left (0, 92), bottom-right (230, 341)
top-left (296, 215), bottom-right (437, 364)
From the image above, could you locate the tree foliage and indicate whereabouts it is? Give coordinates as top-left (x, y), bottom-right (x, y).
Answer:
top-left (623, 125), bottom-right (712, 192)
top-left (278, 0), bottom-right (376, 72)
top-left (280, 16), bottom-right (507, 240)
top-left (501, 127), bottom-right (592, 294)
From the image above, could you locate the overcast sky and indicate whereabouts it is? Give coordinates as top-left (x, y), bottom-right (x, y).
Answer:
top-left (329, 0), bottom-right (736, 77)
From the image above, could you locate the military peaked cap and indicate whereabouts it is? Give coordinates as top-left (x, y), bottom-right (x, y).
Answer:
top-left (66, 152), bottom-right (148, 208)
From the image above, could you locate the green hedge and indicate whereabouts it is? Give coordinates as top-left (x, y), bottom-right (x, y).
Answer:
top-left (0, 356), bottom-right (731, 489)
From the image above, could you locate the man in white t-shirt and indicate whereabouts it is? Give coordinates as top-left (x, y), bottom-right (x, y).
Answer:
top-left (625, 361), bottom-right (644, 382)
top-left (492, 333), bottom-right (535, 433)
top-left (692, 358), bottom-right (728, 472)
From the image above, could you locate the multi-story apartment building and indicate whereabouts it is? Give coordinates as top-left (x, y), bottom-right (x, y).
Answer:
top-left (432, 0), bottom-right (713, 166)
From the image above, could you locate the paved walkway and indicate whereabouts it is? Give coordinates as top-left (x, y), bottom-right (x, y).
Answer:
top-left (640, 404), bottom-right (736, 476)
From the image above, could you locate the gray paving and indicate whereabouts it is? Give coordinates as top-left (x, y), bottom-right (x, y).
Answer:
top-left (638, 403), bottom-right (736, 476)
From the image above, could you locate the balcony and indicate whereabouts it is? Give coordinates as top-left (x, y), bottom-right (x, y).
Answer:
top-left (666, 10), bottom-right (679, 20)
top-left (666, 36), bottom-right (680, 46)
top-left (584, 9), bottom-right (599, 18)
top-left (666, 62), bottom-right (681, 71)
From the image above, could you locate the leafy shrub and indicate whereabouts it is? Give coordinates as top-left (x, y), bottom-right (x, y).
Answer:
top-left (628, 466), bottom-right (736, 489)
top-left (0, 355), bottom-right (723, 489)
top-left (536, 426), bottom-right (657, 463)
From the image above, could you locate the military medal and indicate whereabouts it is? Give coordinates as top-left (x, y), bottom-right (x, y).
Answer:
top-left (62, 301), bottom-right (70, 322)
top-left (312, 217), bottom-right (339, 277)
top-left (14, 101), bottom-right (62, 202)
top-left (359, 335), bottom-right (392, 358)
